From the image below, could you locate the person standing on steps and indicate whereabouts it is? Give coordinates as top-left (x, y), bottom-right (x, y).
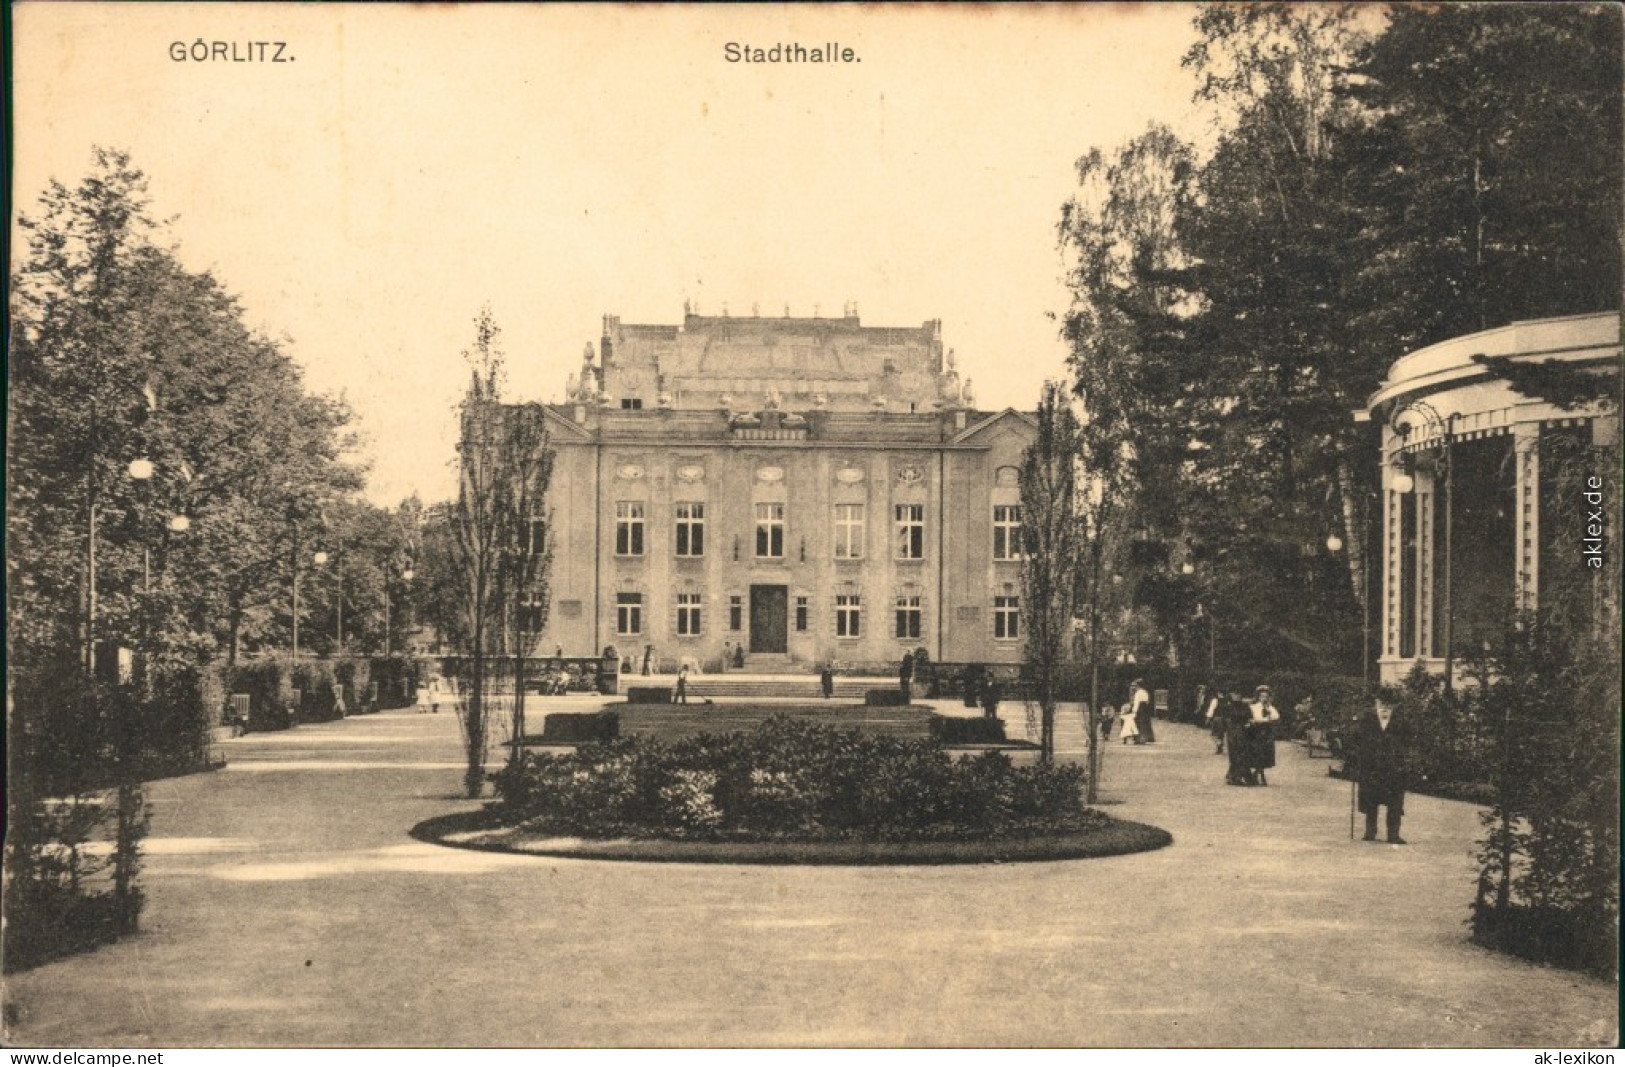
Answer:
top-left (1356, 695), bottom-right (1409, 844)
top-left (820, 664), bottom-right (834, 699)
top-left (675, 664), bottom-right (690, 705)
top-left (899, 651), bottom-right (915, 704)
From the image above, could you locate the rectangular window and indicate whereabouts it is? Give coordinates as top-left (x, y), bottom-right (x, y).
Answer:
top-left (617, 592), bottom-right (643, 636)
top-left (519, 516), bottom-right (546, 557)
top-left (895, 595), bottom-right (922, 640)
top-left (833, 503), bottom-right (865, 559)
top-left (619, 398), bottom-right (643, 410)
top-left (615, 502), bottom-right (645, 556)
top-left (728, 595), bottom-right (743, 632)
top-left (994, 595), bottom-right (1020, 640)
top-left (676, 592), bottom-right (702, 636)
top-left (674, 502), bottom-right (705, 557)
top-left (894, 503), bottom-right (925, 560)
top-left (795, 596), bottom-right (809, 632)
top-left (993, 505), bottom-right (1024, 561)
top-left (835, 594), bottom-right (862, 638)
top-left (518, 598), bottom-right (546, 634)
top-left (755, 502), bottom-right (785, 559)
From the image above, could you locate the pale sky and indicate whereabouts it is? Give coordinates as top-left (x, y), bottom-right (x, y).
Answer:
top-left (12, 2), bottom-right (1207, 505)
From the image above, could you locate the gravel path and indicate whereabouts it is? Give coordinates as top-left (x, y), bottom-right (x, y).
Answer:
top-left (2, 699), bottom-right (1615, 1047)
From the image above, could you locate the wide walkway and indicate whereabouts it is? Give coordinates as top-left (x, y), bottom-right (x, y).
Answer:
top-left (2, 698), bottom-right (1615, 1047)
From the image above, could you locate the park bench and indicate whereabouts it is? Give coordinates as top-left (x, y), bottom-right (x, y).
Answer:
top-left (1303, 726), bottom-right (1342, 759)
top-left (226, 693), bottom-right (251, 736)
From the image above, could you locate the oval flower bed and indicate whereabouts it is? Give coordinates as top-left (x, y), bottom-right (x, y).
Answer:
top-left (417, 717), bottom-right (1170, 864)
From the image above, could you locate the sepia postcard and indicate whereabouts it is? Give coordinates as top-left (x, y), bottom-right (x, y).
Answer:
top-left (5, 2), bottom-right (1620, 1054)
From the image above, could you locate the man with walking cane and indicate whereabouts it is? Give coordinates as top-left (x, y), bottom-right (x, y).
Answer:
top-left (1352, 694), bottom-right (1409, 843)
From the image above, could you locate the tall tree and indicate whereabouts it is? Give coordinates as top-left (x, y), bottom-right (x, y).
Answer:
top-left (8, 147), bottom-right (364, 952)
top-left (1342, 4), bottom-right (1623, 350)
top-left (9, 149), bottom-right (364, 674)
top-left (1057, 127), bottom-right (1192, 790)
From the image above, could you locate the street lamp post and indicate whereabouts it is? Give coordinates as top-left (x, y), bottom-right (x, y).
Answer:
top-left (312, 549), bottom-right (331, 647)
top-left (384, 562), bottom-right (415, 658)
top-left (1182, 560), bottom-right (1216, 674)
top-left (1325, 527), bottom-right (1371, 685)
top-left (116, 455), bottom-right (191, 934)
top-left (292, 548), bottom-right (301, 659)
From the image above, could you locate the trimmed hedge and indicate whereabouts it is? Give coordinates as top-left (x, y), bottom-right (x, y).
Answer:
top-left (290, 660), bottom-right (341, 722)
top-left (865, 688), bottom-right (909, 707)
top-left (929, 715), bottom-right (1009, 746)
top-left (369, 657), bottom-right (421, 710)
top-left (538, 710), bottom-right (621, 744)
top-left (491, 716), bottom-right (1097, 842)
top-left (627, 686), bottom-right (673, 705)
top-left (230, 660), bottom-right (294, 732)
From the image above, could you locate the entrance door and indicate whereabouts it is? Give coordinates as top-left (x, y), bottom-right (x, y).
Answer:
top-left (749, 585), bottom-right (788, 653)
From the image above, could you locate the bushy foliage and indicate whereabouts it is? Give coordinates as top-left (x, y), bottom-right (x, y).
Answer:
top-left (1470, 618), bottom-right (1619, 977)
top-left (6, 668), bottom-right (152, 972)
top-left (492, 717), bottom-right (1096, 842)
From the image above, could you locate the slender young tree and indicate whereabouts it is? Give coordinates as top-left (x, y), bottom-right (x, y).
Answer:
top-left (1019, 383), bottom-right (1084, 766)
top-left (450, 308), bottom-right (553, 795)
top-left (501, 405), bottom-right (554, 759)
top-left (452, 307), bottom-right (507, 797)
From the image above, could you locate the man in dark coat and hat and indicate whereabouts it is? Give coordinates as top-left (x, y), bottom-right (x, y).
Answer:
top-left (1356, 694), bottom-right (1408, 843)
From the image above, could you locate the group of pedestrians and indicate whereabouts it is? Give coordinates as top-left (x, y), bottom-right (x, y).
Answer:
top-left (1198, 684), bottom-right (1281, 786)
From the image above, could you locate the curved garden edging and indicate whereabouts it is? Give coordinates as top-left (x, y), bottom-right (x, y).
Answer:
top-left (411, 809), bottom-right (1173, 866)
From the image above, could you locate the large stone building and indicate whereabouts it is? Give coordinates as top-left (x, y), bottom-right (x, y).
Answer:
top-left (529, 307), bottom-right (1037, 671)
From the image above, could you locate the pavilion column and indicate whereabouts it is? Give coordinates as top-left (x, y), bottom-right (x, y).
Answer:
top-left (1514, 423), bottom-right (1541, 617)
top-left (1382, 461), bottom-right (1403, 662)
top-left (1414, 465), bottom-right (1436, 659)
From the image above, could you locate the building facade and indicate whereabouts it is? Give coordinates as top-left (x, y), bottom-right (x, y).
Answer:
top-left (531, 308), bottom-right (1037, 671)
top-left (1362, 311), bottom-right (1619, 685)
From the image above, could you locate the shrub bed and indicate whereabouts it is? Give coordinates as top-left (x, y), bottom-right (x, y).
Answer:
top-left (491, 716), bottom-right (1102, 843)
